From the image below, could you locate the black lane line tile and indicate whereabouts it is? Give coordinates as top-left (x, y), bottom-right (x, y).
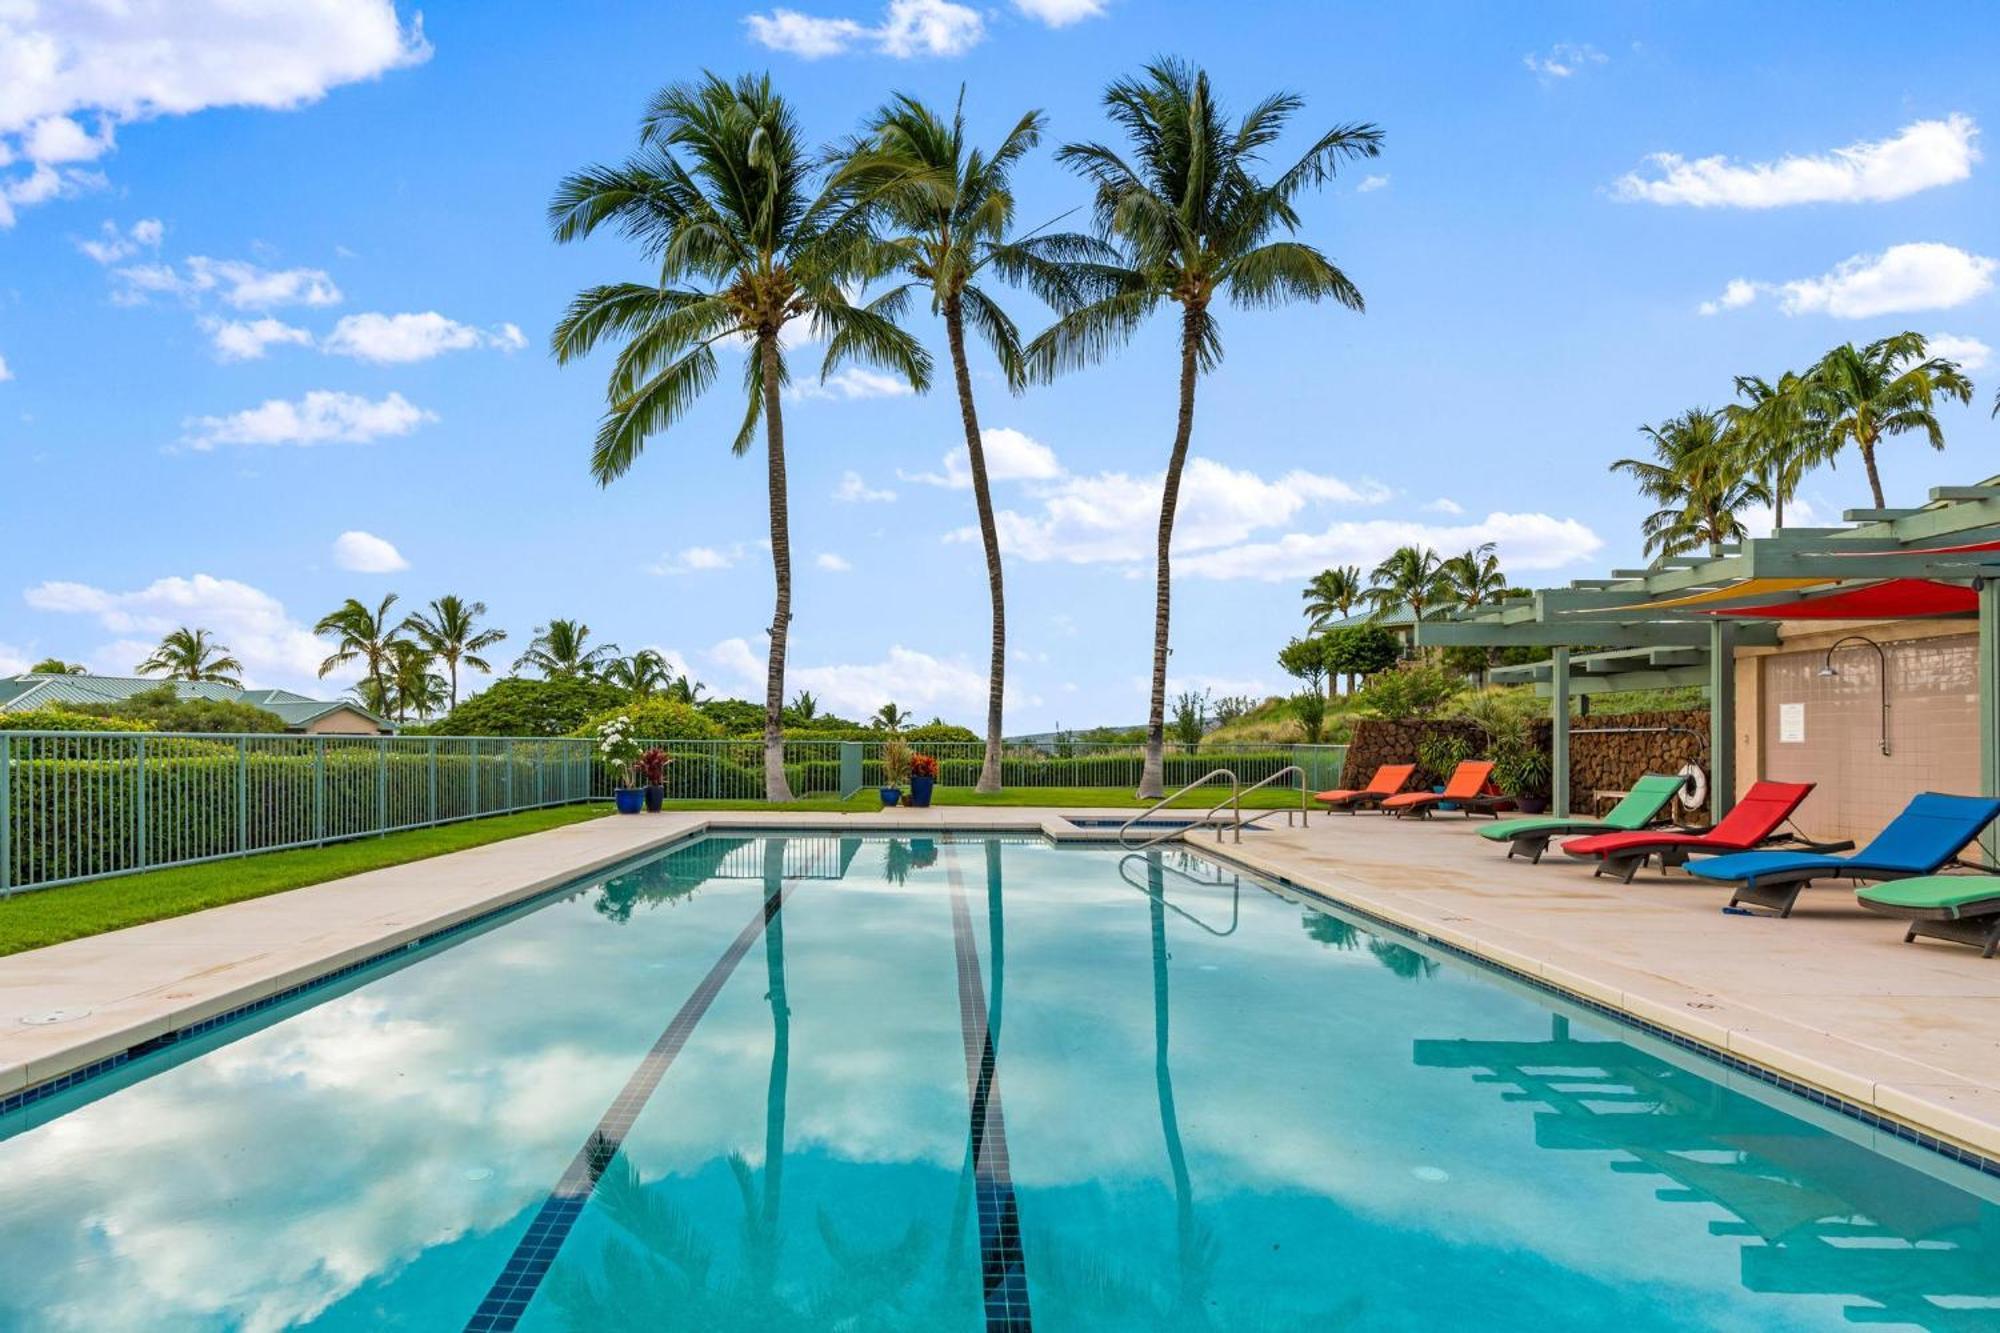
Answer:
top-left (944, 845), bottom-right (1033, 1333)
top-left (464, 882), bottom-right (796, 1333)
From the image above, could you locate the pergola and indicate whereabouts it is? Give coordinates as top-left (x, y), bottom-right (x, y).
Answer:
top-left (1422, 479), bottom-right (2000, 822)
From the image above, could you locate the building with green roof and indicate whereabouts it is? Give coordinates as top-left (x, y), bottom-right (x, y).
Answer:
top-left (0, 674), bottom-right (391, 734)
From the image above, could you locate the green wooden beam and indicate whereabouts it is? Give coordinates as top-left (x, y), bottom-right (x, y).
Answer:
top-left (1709, 620), bottom-right (1737, 817)
top-left (1421, 619), bottom-right (1776, 648)
top-left (1528, 670), bottom-right (1710, 696)
top-left (1843, 507), bottom-right (1922, 522)
top-left (1929, 486), bottom-right (2000, 503)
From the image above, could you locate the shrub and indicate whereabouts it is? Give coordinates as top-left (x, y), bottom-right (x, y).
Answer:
top-left (61, 685), bottom-right (286, 734)
top-left (431, 677), bottom-right (629, 737)
top-left (1324, 625), bottom-right (1400, 681)
top-left (910, 752), bottom-right (938, 780)
top-left (1416, 732), bottom-right (1478, 784)
top-left (0, 709), bottom-right (153, 733)
top-left (1356, 663), bottom-right (1464, 721)
top-left (1291, 690), bottom-right (1328, 743)
top-left (903, 721), bottom-right (977, 743)
top-left (695, 698), bottom-right (767, 735)
top-left (574, 698), bottom-right (719, 741)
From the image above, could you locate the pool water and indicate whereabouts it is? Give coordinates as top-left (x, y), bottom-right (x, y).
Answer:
top-left (2, 833), bottom-right (1997, 1331)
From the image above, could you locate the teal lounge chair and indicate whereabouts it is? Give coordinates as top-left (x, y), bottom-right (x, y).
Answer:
top-left (1478, 774), bottom-right (1687, 864)
top-left (1857, 876), bottom-right (2000, 957)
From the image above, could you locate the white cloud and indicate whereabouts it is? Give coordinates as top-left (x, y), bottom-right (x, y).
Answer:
top-left (901, 426), bottom-right (1066, 489)
top-left (815, 552), bottom-right (853, 573)
top-left (1524, 43), bottom-right (1605, 80)
top-left (1356, 173), bottom-right (1389, 193)
top-left (322, 311), bottom-right (526, 364)
top-left (0, 352), bottom-right (10, 382)
top-left (202, 315), bottom-right (312, 362)
top-left (182, 390), bottom-right (435, 449)
top-left (833, 469), bottom-right (896, 503)
top-left (0, 641), bottom-right (29, 675)
top-left (1928, 333), bottom-right (1992, 372)
top-left (1176, 512), bottom-right (1605, 582)
top-left (1422, 497), bottom-right (1463, 515)
top-left (649, 541), bottom-right (767, 576)
top-left (116, 255), bottom-right (342, 309)
top-left (0, 0), bottom-right (429, 227)
top-left (331, 530), bottom-right (408, 574)
top-left (791, 366), bottom-right (916, 400)
top-left (1702, 243), bottom-right (1997, 319)
top-left (23, 574), bottom-right (341, 691)
top-left (76, 216), bottom-right (162, 263)
top-left (708, 637), bottom-right (1012, 718)
top-left (745, 0), bottom-right (983, 59)
top-left (1012, 0), bottom-right (1104, 23)
top-left (1615, 114), bottom-right (1980, 208)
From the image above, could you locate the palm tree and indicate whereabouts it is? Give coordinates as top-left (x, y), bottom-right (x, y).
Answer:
top-left (315, 595), bottom-right (403, 705)
top-left (401, 594), bottom-right (505, 710)
top-left (512, 618), bottom-right (617, 678)
top-left (387, 640), bottom-right (447, 722)
top-left (1028, 60), bottom-right (1381, 797)
top-left (1441, 542), bottom-right (1506, 610)
top-left (788, 688), bottom-right (818, 721)
top-left (1612, 408), bottom-right (1770, 558)
top-left (854, 92), bottom-right (1114, 795)
top-left (550, 73), bottom-right (931, 802)
top-left (1727, 370), bottom-right (1828, 530)
top-left (604, 648), bottom-right (673, 697)
top-left (135, 627), bottom-right (244, 686)
top-left (1364, 545), bottom-right (1445, 651)
top-left (663, 671), bottom-right (708, 706)
top-left (1810, 332), bottom-right (1973, 509)
top-left (873, 701), bottom-right (908, 732)
top-left (1301, 565), bottom-right (1362, 632)
top-left (28, 657), bottom-right (87, 675)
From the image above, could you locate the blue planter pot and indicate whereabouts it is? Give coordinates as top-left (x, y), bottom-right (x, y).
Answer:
top-left (909, 775), bottom-right (934, 808)
top-left (614, 788), bottom-right (644, 815)
top-left (879, 786), bottom-right (902, 808)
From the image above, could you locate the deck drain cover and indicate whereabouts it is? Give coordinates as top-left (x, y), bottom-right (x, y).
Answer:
top-left (21, 1008), bottom-right (91, 1026)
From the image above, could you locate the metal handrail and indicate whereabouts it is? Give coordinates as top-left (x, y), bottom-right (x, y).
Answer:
top-left (1118, 768), bottom-right (1239, 850)
top-left (1207, 764), bottom-right (1309, 837)
top-left (1116, 852), bottom-right (1242, 935)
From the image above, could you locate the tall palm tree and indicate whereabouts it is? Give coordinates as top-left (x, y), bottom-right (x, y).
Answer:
top-left (854, 91), bottom-right (1114, 794)
top-left (1028, 60), bottom-right (1381, 797)
top-left (1727, 370), bottom-right (1828, 531)
top-left (873, 701), bottom-right (908, 732)
top-left (603, 648), bottom-right (673, 697)
top-left (135, 626), bottom-right (244, 686)
top-left (1364, 545), bottom-right (1445, 651)
top-left (550, 73), bottom-right (931, 802)
top-left (387, 640), bottom-right (447, 722)
top-left (1612, 408), bottom-right (1770, 558)
top-left (401, 594), bottom-right (505, 711)
top-left (788, 688), bottom-right (818, 721)
top-left (1301, 565), bottom-right (1362, 631)
top-left (512, 618), bottom-right (617, 678)
top-left (28, 657), bottom-right (86, 675)
top-left (1810, 332), bottom-right (1973, 509)
top-left (314, 595), bottom-right (402, 704)
top-left (1440, 542), bottom-right (1506, 610)
top-left (663, 671), bottom-right (708, 706)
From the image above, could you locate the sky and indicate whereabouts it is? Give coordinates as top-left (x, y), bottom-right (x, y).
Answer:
top-left (0, 0), bottom-right (1995, 731)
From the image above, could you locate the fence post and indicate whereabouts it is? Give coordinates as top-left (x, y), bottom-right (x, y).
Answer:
top-left (469, 737), bottom-right (479, 814)
top-left (428, 737), bottom-right (438, 826)
top-left (236, 736), bottom-right (249, 855)
top-left (505, 739), bottom-right (515, 811)
top-left (313, 736), bottom-right (326, 844)
top-left (135, 734), bottom-right (149, 871)
top-left (376, 738), bottom-right (389, 835)
top-left (0, 733), bottom-right (11, 896)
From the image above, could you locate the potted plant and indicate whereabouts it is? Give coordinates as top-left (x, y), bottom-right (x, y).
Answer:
top-left (880, 737), bottom-right (912, 808)
top-left (635, 746), bottom-right (672, 813)
top-left (1494, 744), bottom-right (1553, 814)
top-left (596, 715), bottom-right (644, 814)
top-left (908, 752), bottom-right (937, 808)
top-left (1416, 732), bottom-right (1476, 808)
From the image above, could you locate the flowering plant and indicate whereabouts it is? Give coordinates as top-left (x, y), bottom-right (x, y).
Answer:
top-left (635, 746), bottom-right (672, 786)
top-left (909, 753), bottom-right (937, 781)
top-left (596, 715), bottom-right (643, 788)
top-left (882, 737), bottom-right (912, 786)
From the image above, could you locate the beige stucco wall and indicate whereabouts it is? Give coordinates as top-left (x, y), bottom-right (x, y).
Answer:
top-left (1736, 619), bottom-right (1978, 842)
top-left (301, 709), bottom-right (389, 736)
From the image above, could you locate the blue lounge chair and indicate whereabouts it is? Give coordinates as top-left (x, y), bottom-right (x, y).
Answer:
top-left (1688, 792), bottom-right (2000, 917)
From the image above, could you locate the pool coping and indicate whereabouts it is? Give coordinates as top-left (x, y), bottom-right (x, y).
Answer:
top-left (4, 807), bottom-right (1997, 1180)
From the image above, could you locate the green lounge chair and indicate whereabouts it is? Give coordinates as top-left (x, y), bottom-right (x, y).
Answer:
top-left (1856, 875), bottom-right (2000, 957)
top-left (1478, 773), bottom-right (1687, 864)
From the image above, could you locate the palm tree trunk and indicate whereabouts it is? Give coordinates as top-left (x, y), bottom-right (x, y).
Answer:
top-left (945, 299), bottom-right (1006, 794)
top-left (759, 333), bottom-right (795, 802)
top-left (1860, 433), bottom-right (1886, 509)
top-left (1138, 305), bottom-right (1203, 800)
top-left (447, 656), bottom-right (459, 712)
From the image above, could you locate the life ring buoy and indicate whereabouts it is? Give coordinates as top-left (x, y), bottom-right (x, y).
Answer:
top-left (1676, 762), bottom-right (1709, 812)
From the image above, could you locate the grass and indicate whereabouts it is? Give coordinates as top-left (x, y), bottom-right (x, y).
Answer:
top-left (659, 785), bottom-right (1318, 812)
top-left (0, 804), bottom-right (612, 958)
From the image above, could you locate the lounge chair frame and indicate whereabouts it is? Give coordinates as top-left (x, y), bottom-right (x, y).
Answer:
top-left (1858, 893), bottom-right (2000, 957)
top-left (1587, 832), bottom-right (1852, 886)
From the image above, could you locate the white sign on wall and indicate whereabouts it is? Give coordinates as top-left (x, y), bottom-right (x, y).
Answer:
top-left (1779, 702), bottom-right (1806, 743)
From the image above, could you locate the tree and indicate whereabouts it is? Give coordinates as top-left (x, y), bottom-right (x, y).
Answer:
top-left (550, 73), bottom-right (931, 802)
top-left (854, 92), bottom-right (1111, 794)
top-left (1324, 623), bottom-right (1400, 691)
top-left (1168, 688), bottom-right (1209, 750)
top-left (1611, 408), bottom-right (1769, 557)
top-left (402, 594), bottom-right (506, 710)
top-left (429, 676), bottom-right (628, 737)
top-left (1301, 565), bottom-right (1362, 632)
top-left (1291, 689), bottom-right (1328, 743)
top-left (27, 657), bottom-right (85, 675)
top-left (1810, 331), bottom-right (1973, 509)
top-left (512, 619), bottom-right (617, 678)
top-left (1364, 546), bottom-right (1444, 650)
top-left (1277, 634), bottom-right (1333, 696)
top-left (387, 640), bottom-right (447, 722)
top-left (1440, 543), bottom-right (1505, 610)
top-left (603, 648), bottom-right (674, 697)
top-left (315, 595), bottom-right (403, 706)
top-left (872, 701), bottom-right (909, 733)
top-left (788, 689), bottom-right (818, 721)
top-left (1727, 370), bottom-right (1829, 530)
top-left (137, 626), bottom-right (245, 687)
top-left (1028, 60), bottom-right (1381, 797)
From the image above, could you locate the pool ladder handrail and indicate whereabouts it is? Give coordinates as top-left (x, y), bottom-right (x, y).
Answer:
top-left (1116, 852), bottom-right (1242, 936)
top-left (1205, 764), bottom-right (1310, 837)
top-left (1119, 768), bottom-right (1239, 850)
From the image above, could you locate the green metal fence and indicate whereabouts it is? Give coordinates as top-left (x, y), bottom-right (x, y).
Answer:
top-left (851, 740), bottom-right (1348, 792)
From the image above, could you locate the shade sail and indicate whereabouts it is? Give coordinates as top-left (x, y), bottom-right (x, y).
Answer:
top-left (1590, 578), bottom-right (1827, 613)
top-left (1703, 578), bottom-right (1975, 620)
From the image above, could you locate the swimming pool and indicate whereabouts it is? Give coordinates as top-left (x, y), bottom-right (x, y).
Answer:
top-left (2, 831), bottom-right (1996, 1330)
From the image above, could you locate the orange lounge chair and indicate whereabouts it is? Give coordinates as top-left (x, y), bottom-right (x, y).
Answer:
top-left (1315, 763), bottom-right (1416, 813)
top-left (1382, 760), bottom-right (1503, 819)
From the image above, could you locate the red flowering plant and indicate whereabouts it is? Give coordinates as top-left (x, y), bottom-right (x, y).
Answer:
top-left (635, 747), bottom-right (672, 786)
top-left (909, 753), bottom-right (938, 781)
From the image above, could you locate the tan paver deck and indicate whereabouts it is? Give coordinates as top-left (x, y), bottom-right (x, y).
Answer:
top-left (4, 805), bottom-right (1998, 1163)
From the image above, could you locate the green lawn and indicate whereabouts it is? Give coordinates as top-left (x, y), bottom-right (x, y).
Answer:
top-left (0, 785), bottom-right (1312, 956)
top-left (0, 805), bottom-right (613, 958)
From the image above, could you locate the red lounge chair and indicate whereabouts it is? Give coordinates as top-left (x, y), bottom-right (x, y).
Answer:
top-left (1382, 760), bottom-right (1502, 819)
top-left (1560, 780), bottom-right (1817, 883)
top-left (1315, 763), bottom-right (1417, 813)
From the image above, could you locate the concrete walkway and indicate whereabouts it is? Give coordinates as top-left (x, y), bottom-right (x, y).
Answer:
top-left (4, 805), bottom-right (1998, 1162)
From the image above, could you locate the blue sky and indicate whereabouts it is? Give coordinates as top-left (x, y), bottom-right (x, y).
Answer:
top-left (1, 0), bottom-right (1995, 729)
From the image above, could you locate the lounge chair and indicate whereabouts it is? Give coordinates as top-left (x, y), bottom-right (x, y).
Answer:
top-left (1688, 793), bottom-right (2000, 917)
top-left (1560, 780), bottom-right (1819, 884)
top-left (1856, 875), bottom-right (2000, 957)
top-left (1477, 773), bottom-right (1688, 864)
top-left (1315, 763), bottom-right (1416, 813)
top-left (1382, 760), bottom-right (1504, 820)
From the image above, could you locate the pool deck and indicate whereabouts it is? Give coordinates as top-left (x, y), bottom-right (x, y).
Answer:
top-left (4, 806), bottom-right (1999, 1164)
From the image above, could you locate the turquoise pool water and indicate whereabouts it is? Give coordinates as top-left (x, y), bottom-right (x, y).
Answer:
top-left (2, 833), bottom-right (1997, 1330)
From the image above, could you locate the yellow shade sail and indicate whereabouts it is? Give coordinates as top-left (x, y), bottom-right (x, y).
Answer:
top-left (1586, 578), bottom-right (1829, 614)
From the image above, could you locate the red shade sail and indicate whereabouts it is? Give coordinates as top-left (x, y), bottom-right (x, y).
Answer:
top-left (1704, 578), bottom-right (1975, 620)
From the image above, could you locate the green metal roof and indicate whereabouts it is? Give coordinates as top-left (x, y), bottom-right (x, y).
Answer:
top-left (0, 674), bottom-right (387, 729)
